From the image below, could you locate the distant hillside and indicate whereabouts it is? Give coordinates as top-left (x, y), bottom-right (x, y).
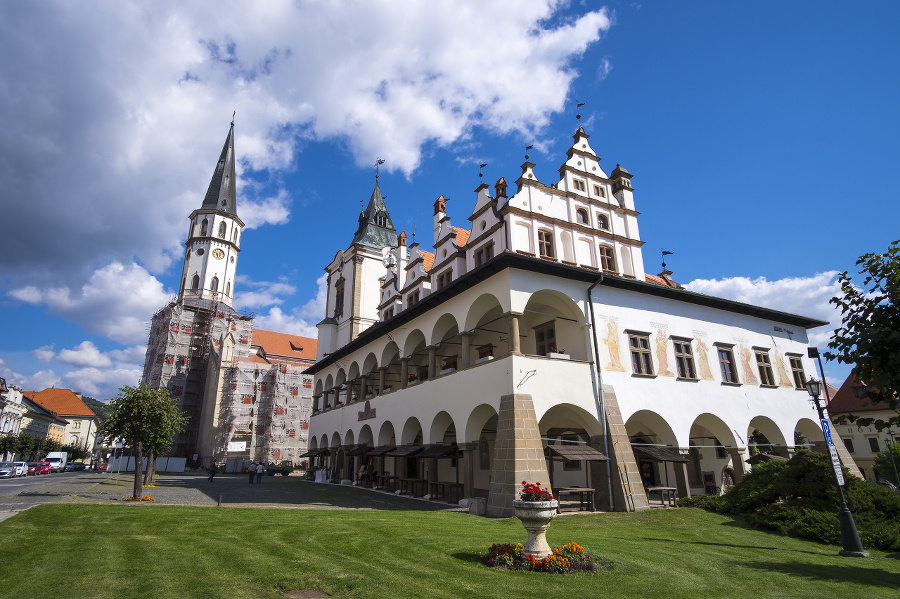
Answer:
top-left (81, 396), bottom-right (109, 421)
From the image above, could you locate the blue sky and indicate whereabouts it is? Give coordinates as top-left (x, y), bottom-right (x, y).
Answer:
top-left (1, 1), bottom-right (897, 399)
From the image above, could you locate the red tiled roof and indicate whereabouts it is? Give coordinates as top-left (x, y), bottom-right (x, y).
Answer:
top-left (421, 251), bottom-right (435, 273)
top-left (24, 389), bottom-right (96, 417)
top-left (250, 328), bottom-right (317, 361)
top-left (452, 226), bottom-right (471, 248)
top-left (828, 372), bottom-right (893, 413)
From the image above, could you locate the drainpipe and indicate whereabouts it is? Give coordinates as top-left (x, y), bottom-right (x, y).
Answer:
top-left (587, 274), bottom-right (615, 511)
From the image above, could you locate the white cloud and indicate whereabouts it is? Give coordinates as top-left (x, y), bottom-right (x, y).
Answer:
top-left (597, 56), bottom-right (613, 80)
top-left (56, 341), bottom-right (113, 369)
top-left (33, 345), bottom-right (56, 363)
top-left (0, 0), bottom-right (611, 302)
top-left (233, 275), bottom-right (297, 310)
top-left (59, 367), bottom-right (143, 398)
top-left (685, 271), bottom-right (841, 348)
top-left (251, 273), bottom-right (327, 337)
top-left (7, 262), bottom-right (172, 345)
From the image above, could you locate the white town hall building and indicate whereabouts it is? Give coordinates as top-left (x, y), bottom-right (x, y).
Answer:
top-left (305, 126), bottom-right (849, 517)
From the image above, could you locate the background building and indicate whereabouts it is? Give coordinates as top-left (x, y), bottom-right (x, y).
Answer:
top-left (141, 123), bottom-right (315, 468)
top-left (24, 388), bottom-right (99, 452)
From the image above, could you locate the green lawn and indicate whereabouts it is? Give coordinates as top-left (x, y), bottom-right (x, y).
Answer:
top-left (1, 505), bottom-right (898, 598)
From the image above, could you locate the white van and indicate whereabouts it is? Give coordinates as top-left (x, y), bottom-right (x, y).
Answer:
top-left (45, 452), bottom-right (68, 473)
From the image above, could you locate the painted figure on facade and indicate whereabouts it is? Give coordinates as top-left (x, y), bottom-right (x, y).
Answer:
top-left (605, 319), bottom-right (625, 372)
top-left (656, 329), bottom-right (674, 377)
top-left (740, 346), bottom-right (759, 385)
top-left (694, 337), bottom-right (715, 381)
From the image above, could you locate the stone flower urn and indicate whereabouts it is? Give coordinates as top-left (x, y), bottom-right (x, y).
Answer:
top-left (512, 499), bottom-right (559, 559)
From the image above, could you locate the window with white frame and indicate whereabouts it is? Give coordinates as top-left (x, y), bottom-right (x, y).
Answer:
top-left (599, 245), bottom-right (616, 272)
top-left (537, 230), bottom-right (554, 258)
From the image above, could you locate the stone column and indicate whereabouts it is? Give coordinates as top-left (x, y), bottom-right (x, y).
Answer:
top-left (460, 332), bottom-right (473, 368)
top-left (507, 312), bottom-right (522, 354)
top-left (461, 441), bottom-right (477, 499)
top-left (378, 367), bottom-right (387, 394)
top-left (727, 448), bottom-right (746, 482)
top-left (359, 376), bottom-right (367, 402)
top-left (400, 358), bottom-right (410, 388)
top-left (673, 458), bottom-right (691, 499)
top-left (486, 392), bottom-right (551, 518)
top-left (427, 346), bottom-right (437, 379)
top-left (323, 389), bottom-right (331, 410)
top-left (312, 394), bottom-right (321, 413)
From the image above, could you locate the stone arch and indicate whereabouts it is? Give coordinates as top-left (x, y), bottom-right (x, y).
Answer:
top-left (520, 289), bottom-right (588, 360)
top-left (625, 409), bottom-right (680, 489)
top-left (358, 424), bottom-right (374, 447)
top-left (377, 421), bottom-right (396, 446)
top-left (403, 329), bottom-right (426, 358)
top-left (400, 417), bottom-right (424, 445)
top-left (344, 429), bottom-right (355, 446)
top-left (430, 312), bottom-right (460, 346)
top-left (429, 411), bottom-right (456, 445)
top-left (748, 415), bottom-right (789, 456)
top-left (330, 432), bottom-right (342, 448)
top-left (362, 352), bottom-right (379, 374)
top-left (381, 341), bottom-right (400, 367)
top-left (539, 403), bottom-right (605, 490)
top-left (795, 417), bottom-right (825, 446)
top-left (464, 404), bottom-right (499, 443)
top-left (690, 413), bottom-right (740, 491)
top-left (308, 436), bottom-right (319, 450)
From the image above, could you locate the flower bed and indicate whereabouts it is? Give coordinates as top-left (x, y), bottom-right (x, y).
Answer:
top-left (520, 480), bottom-right (553, 501)
top-left (481, 542), bottom-right (596, 573)
top-left (121, 496), bottom-right (155, 502)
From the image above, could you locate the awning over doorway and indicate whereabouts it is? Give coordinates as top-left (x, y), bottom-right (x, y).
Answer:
top-left (633, 445), bottom-right (689, 463)
top-left (365, 445), bottom-right (396, 457)
top-left (386, 445), bottom-right (423, 458)
top-left (299, 448), bottom-right (330, 458)
top-left (417, 444), bottom-right (459, 459)
top-left (546, 444), bottom-right (609, 461)
top-left (346, 446), bottom-right (372, 457)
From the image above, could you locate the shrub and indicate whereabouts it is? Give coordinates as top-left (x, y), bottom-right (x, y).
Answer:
top-left (719, 459), bottom-right (789, 514)
top-left (677, 494), bottom-right (723, 511)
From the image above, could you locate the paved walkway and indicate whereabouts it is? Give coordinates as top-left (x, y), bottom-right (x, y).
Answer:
top-left (0, 472), bottom-right (467, 522)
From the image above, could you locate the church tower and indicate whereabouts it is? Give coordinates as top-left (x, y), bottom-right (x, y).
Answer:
top-left (178, 122), bottom-right (243, 307)
top-left (317, 173), bottom-right (399, 358)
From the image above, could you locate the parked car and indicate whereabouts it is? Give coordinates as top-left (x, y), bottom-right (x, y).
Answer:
top-left (0, 462), bottom-right (16, 478)
top-left (64, 463), bottom-right (77, 472)
top-left (96, 463), bottom-right (108, 471)
top-left (12, 462), bottom-right (28, 477)
top-left (72, 463), bottom-right (86, 471)
top-left (26, 463), bottom-right (39, 475)
top-left (36, 462), bottom-right (52, 474)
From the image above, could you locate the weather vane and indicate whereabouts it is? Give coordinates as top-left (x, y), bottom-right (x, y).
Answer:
top-left (662, 249), bottom-right (674, 271)
top-left (525, 144), bottom-right (534, 161)
top-left (576, 102), bottom-right (585, 126)
top-left (375, 158), bottom-right (385, 181)
top-left (479, 163), bottom-right (487, 181)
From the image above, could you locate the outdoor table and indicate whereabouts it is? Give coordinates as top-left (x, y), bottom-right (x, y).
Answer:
top-left (557, 487), bottom-right (595, 512)
top-left (377, 475), bottom-right (399, 492)
top-left (646, 485), bottom-right (677, 506)
top-left (399, 477), bottom-right (427, 496)
top-left (429, 481), bottom-right (464, 503)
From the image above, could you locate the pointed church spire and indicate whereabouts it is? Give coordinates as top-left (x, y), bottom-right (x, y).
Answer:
top-left (201, 121), bottom-right (238, 217)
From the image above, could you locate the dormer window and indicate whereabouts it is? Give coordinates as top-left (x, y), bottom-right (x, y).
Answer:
top-left (573, 179), bottom-right (586, 192)
top-left (576, 208), bottom-right (588, 224)
top-left (597, 214), bottom-right (610, 230)
top-left (408, 290), bottom-right (420, 307)
top-left (376, 212), bottom-right (387, 227)
top-left (594, 185), bottom-right (605, 198)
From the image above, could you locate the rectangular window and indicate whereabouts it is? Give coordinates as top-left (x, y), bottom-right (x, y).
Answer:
top-left (673, 340), bottom-right (697, 379)
top-left (755, 349), bottom-right (776, 386)
top-left (384, 308), bottom-right (394, 319)
top-left (843, 438), bottom-right (855, 453)
top-left (534, 321), bottom-right (557, 356)
top-left (573, 179), bottom-right (586, 192)
top-left (868, 437), bottom-right (881, 453)
top-left (474, 242), bottom-right (494, 266)
top-left (408, 290), bottom-right (420, 307)
top-left (537, 230), bottom-right (554, 258)
top-left (595, 185), bottom-right (606, 198)
top-left (717, 346), bottom-right (739, 384)
top-left (788, 355), bottom-right (806, 389)
top-left (629, 333), bottom-right (654, 375)
top-left (436, 270), bottom-right (453, 289)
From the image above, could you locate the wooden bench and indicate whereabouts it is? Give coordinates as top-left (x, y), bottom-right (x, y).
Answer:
top-left (556, 487), bottom-right (595, 512)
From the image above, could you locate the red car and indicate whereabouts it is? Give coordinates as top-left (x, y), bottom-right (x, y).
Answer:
top-left (26, 463), bottom-right (39, 475)
top-left (96, 463), bottom-right (108, 471)
top-left (36, 462), bottom-right (52, 474)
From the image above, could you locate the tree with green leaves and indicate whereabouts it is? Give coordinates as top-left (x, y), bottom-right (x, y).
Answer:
top-left (826, 239), bottom-right (900, 429)
top-left (873, 440), bottom-right (900, 487)
top-left (102, 384), bottom-right (186, 499)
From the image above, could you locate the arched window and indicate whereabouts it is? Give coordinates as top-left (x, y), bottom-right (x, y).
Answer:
top-left (225, 281), bottom-right (231, 297)
top-left (191, 274), bottom-right (200, 290)
top-left (210, 276), bottom-right (219, 293)
top-left (218, 222), bottom-right (226, 238)
top-left (599, 245), bottom-right (616, 272)
top-left (597, 214), bottom-right (610, 230)
top-left (232, 229), bottom-right (237, 243)
top-left (576, 208), bottom-right (588, 224)
top-left (200, 219), bottom-right (209, 236)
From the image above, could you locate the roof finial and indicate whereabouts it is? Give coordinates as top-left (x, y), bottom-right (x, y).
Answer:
top-left (525, 144), bottom-right (533, 161)
top-left (576, 102), bottom-right (585, 127)
top-left (231, 110), bottom-right (235, 126)
top-left (375, 157), bottom-right (385, 182)
top-left (479, 163), bottom-right (487, 182)
top-left (662, 249), bottom-right (673, 271)
top-left (412, 225), bottom-right (416, 244)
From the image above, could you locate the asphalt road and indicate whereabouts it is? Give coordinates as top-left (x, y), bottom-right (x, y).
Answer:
top-left (0, 471), bottom-right (90, 497)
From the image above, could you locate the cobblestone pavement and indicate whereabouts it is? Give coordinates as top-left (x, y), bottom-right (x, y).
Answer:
top-left (0, 472), bottom-right (467, 522)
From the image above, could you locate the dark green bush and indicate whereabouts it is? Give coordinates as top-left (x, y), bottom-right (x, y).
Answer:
top-left (678, 449), bottom-right (900, 551)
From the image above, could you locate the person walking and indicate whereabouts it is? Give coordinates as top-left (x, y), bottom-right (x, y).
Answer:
top-left (255, 462), bottom-right (264, 484)
top-left (248, 463), bottom-right (256, 484)
top-left (208, 462), bottom-right (217, 483)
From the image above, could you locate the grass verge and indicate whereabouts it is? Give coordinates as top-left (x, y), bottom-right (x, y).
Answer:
top-left (0, 504), bottom-right (897, 598)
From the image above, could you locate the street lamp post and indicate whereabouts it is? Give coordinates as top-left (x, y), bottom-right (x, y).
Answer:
top-left (804, 376), bottom-right (869, 558)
